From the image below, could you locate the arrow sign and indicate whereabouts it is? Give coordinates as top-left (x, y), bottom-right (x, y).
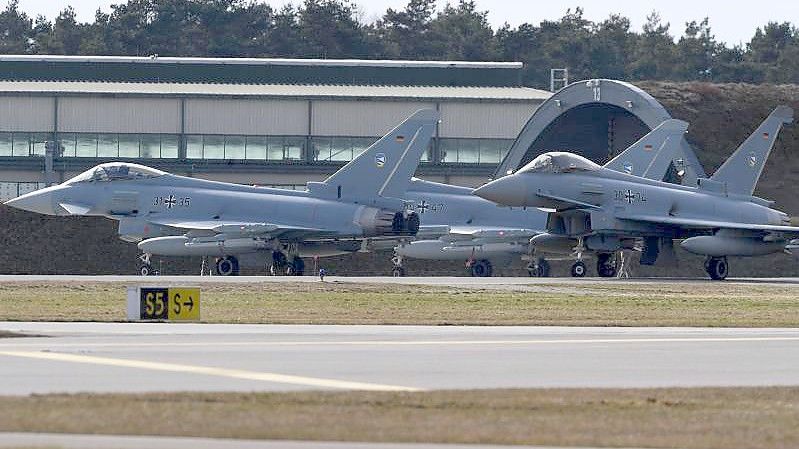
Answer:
top-left (168, 288), bottom-right (201, 320)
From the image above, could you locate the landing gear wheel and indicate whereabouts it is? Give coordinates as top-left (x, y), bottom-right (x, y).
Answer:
top-left (470, 259), bottom-right (493, 277)
top-left (570, 260), bottom-right (587, 278)
top-left (215, 256), bottom-right (239, 276)
top-left (705, 256), bottom-right (728, 280)
top-left (286, 257), bottom-right (305, 276)
top-left (596, 253), bottom-right (617, 278)
top-left (271, 251), bottom-right (288, 276)
top-left (392, 267), bottom-right (406, 277)
top-left (139, 265), bottom-right (154, 276)
top-left (528, 258), bottom-right (550, 277)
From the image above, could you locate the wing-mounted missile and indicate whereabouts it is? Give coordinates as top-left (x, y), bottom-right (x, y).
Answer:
top-left (211, 223), bottom-right (279, 235)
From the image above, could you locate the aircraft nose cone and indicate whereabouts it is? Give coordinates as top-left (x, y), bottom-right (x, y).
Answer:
top-left (473, 175), bottom-right (528, 206)
top-left (3, 187), bottom-right (58, 215)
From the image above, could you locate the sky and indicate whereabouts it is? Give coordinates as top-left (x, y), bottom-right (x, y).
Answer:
top-left (14, 0), bottom-right (799, 46)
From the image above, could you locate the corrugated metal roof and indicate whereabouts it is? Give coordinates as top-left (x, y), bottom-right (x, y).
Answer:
top-left (0, 55), bottom-right (522, 69)
top-left (0, 55), bottom-right (525, 87)
top-left (0, 81), bottom-right (551, 101)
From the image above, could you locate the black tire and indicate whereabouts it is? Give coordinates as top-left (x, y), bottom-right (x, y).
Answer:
top-left (596, 253), bottom-right (616, 278)
top-left (570, 260), bottom-right (587, 278)
top-left (528, 259), bottom-right (550, 277)
top-left (215, 256), bottom-right (239, 276)
top-left (139, 265), bottom-right (153, 276)
top-left (392, 267), bottom-right (406, 277)
top-left (470, 259), bottom-right (493, 277)
top-left (706, 257), bottom-right (728, 280)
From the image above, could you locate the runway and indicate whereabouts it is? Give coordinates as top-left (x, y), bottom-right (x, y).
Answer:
top-left (1, 322), bottom-right (798, 395)
top-left (2, 274), bottom-right (799, 290)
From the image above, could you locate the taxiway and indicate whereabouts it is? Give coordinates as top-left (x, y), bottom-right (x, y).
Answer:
top-left (1, 322), bottom-right (798, 395)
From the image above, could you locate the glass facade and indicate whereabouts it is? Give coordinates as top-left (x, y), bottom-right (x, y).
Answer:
top-left (0, 132), bottom-right (512, 165)
top-left (186, 135), bottom-right (304, 160)
top-left (0, 132), bottom-right (49, 157)
top-left (59, 133), bottom-right (179, 158)
top-left (439, 138), bottom-right (513, 164)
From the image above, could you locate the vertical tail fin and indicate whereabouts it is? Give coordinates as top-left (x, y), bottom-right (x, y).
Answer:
top-left (316, 109), bottom-right (439, 204)
top-left (710, 106), bottom-right (793, 195)
top-left (604, 119), bottom-right (688, 180)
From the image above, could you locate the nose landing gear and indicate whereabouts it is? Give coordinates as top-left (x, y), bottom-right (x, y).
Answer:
top-left (570, 260), bottom-right (587, 277)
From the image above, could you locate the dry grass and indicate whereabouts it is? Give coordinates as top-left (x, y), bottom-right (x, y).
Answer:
top-left (0, 280), bottom-right (798, 326)
top-left (1, 388), bottom-right (798, 448)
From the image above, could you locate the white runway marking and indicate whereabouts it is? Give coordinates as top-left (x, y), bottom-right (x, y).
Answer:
top-left (4, 336), bottom-right (799, 349)
top-left (0, 350), bottom-right (422, 392)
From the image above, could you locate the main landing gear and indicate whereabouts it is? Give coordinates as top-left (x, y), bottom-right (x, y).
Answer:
top-left (391, 252), bottom-right (406, 277)
top-left (596, 253), bottom-right (618, 278)
top-left (705, 256), bottom-right (729, 280)
top-left (270, 250), bottom-right (304, 276)
top-left (215, 256), bottom-right (240, 276)
top-left (527, 258), bottom-right (550, 277)
top-left (138, 253), bottom-right (157, 276)
top-left (468, 259), bottom-right (493, 277)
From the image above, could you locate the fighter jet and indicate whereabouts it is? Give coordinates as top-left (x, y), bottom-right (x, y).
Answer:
top-left (4, 110), bottom-right (438, 276)
top-left (377, 113), bottom-right (691, 277)
top-left (474, 106), bottom-right (797, 280)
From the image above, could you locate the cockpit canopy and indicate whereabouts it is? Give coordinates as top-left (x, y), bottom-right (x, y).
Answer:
top-left (65, 163), bottom-right (166, 184)
top-left (518, 152), bottom-right (600, 174)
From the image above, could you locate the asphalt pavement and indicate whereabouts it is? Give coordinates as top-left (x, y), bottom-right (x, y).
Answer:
top-left (1, 322), bottom-right (798, 395)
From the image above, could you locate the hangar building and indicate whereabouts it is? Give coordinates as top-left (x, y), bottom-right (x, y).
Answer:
top-left (0, 57), bottom-right (701, 203)
top-left (0, 56), bottom-right (550, 200)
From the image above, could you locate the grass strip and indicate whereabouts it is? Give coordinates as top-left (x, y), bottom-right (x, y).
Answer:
top-left (1, 388), bottom-right (798, 448)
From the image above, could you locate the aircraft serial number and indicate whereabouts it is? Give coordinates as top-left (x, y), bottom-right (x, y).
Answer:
top-left (415, 200), bottom-right (445, 213)
top-left (153, 195), bottom-right (191, 209)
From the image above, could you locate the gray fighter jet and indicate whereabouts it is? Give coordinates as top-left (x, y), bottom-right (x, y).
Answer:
top-left (376, 113), bottom-right (692, 277)
top-left (474, 106), bottom-right (797, 280)
top-left (4, 110), bottom-right (438, 276)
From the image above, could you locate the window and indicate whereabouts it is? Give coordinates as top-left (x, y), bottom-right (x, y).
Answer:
top-left (31, 133), bottom-right (49, 156)
top-left (119, 135), bottom-right (140, 158)
top-left (161, 135), bottom-right (179, 158)
top-left (279, 137), bottom-right (304, 160)
top-left (98, 134), bottom-right (119, 158)
top-left (12, 134), bottom-right (30, 156)
top-left (245, 136), bottom-right (267, 160)
top-left (76, 135), bottom-right (98, 157)
top-left (140, 135), bottom-right (161, 158)
top-left (438, 138), bottom-right (513, 164)
top-left (0, 133), bottom-right (11, 156)
top-left (312, 137), bottom-right (378, 162)
top-left (203, 136), bottom-right (224, 159)
top-left (186, 135), bottom-right (203, 159)
top-left (224, 136), bottom-right (245, 160)
top-left (59, 133), bottom-right (77, 157)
